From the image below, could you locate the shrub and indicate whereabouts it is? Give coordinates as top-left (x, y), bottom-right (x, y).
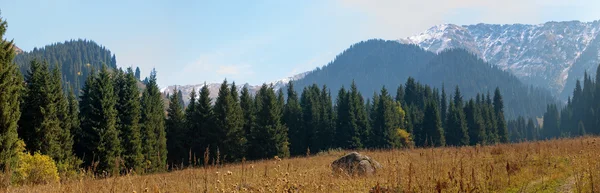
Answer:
top-left (397, 129), bottom-right (414, 148)
top-left (13, 152), bottom-right (60, 185)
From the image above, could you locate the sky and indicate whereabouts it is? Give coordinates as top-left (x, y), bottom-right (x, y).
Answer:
top-left (2, 0), bottom-right (600, 88)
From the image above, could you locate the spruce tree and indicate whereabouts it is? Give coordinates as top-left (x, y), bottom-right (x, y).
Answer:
top-left (51, 66), bottom-right (80, 172)
top-left (166, 88), bottom-right (187, 167)
top-left (134, 67), bottom-right (141, 80)
top-left (240, 86), bottom-right (255, 141)
top-left (526, 118), bottom-right (537, 141)
top-left (184, 88), bottom-right (198, 162)
top-left (351, 82), bottom-right (371, 149)
top-left (140, 69), bottom-right (167, 172)
top-left (493, 87), bottom-right (509, 143)
top-left (334, 87), bottom-right (353, 148)
top-left (20, 60), bottom-right (61, 157)
top-left (371, 87), bottom-right (401, 148)
top-left (249, 84), bottom-right (289, 159)
top-left (0, 15), bottom-right (22, 170)
top-left (213, 80), bottom-right (245, 161)
top-left (465, 99), bottom-right (486, 145)
top-left (422, 100), bottom-right (445, 147)
top-left (283, 82), bottom-right (303, 155)
top-left (316, 85), bottom-right (334, 150)
top-left (194, 84), bottom-right (214, 162)
top-left (440, 85), bottom-right (447, 128)
top-left (114, 68), bottom-right (144, 172)
top-left (79, 65), bottom-right (121, 174)
top-left (445, 101), bottom-right (469, 146)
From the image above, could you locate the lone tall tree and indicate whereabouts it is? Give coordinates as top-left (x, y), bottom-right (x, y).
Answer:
top-left (493, 87), bottom-right (508, 143)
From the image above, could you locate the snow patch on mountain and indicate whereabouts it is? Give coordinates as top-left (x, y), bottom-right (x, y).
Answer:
top-left (399, 20), bottom-right (600, 95)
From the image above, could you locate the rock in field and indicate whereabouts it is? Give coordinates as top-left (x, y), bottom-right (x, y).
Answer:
top-left (331, 152), bottom-right (382, 176)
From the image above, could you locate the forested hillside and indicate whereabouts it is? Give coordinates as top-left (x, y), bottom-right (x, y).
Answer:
top-left (13, 40), bottom-right (117, 95)
top-left (293, 39), bottom-right (557, 119)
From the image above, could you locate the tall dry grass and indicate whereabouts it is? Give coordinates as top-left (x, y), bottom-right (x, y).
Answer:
top-left (6, 137), bottom-right (600, 192)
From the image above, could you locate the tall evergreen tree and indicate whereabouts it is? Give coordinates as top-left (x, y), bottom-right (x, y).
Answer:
top-left (194, 84), bottom-right (214, 162)
top-left (79, 65), bottom-right (121, 174)
top-left (166, 88), bottom-right (186, 167)
top-left (445, 101), bottom-right (469, 146)
top-left (542, 104), bottom-right (560, 139)
top-left (239, 86), bottom-right (254, 140)
top-left (51, 66), bottom-right (79, 172)
top-left (0, 15), bottom-right (22, 171)
top-left (113, 68), bottom-right (144, 172)
top-left (248, 84), bottom-right (289, 159)
top-left (140, 69), bottom-right (167, 172)
top-left (19, 60), bottom-right (61, 157)
top-left (465, 99), bottom-right (486, 145)
top-left (371, 87), bottom-right (401, 148)
top-left (440, 85), bottom-right (447, 128)
top-left (334, 87), bottom-right (353, 148)
top-left (213, 80), bottom-right (245, 161)
top-left (493, 87), bottom-right (509, 143)
top-left (134, 67), bottom-right (141, 80)
top-left (283, 82), bottom-right (303, 155)
top-left (422, 100), bottom-right (445, 147)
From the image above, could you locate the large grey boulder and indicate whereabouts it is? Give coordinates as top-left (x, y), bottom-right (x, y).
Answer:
top-left (331, 152), bottom-right (382, 176)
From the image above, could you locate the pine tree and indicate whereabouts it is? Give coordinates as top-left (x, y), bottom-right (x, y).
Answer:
top-left (283, 82), bottom-right (303, 155)
top-left (351, 82), bottom-right (371, 149)
top-left (316, 85), bottom-right (334, 151)
top-left (440, 85), bottom-right (447, 128)
top-left (465, 99), bottom-right (486, 145)
top-left (213, 80), bottom-right (245, 161)
top-left (248, 84), bottom-right (290, 159)
top-left (526, 118), bottom-right (537, 141)
top-left (0, 15), bottom-right (22, 170)
top-left (371, 87), bottom-right (401, 148)
top-left (445, 101), bottom-right (469, 146)
top-left (113, 68), bottom-right (144, 172)
top-left (493, 87), bottom-right (509, 143)
top-left (184, 88), bottom-right (198, 162)
top-left (166, 88), bottom-right (187, 167)
top-left (334, 86), bottom-right (353, 148)
top-left (135, 67), bottom-right (141, 80)
top-left (79, 65), bottom-right (121, 174)
top-left (19, 60), bottom-right (61, 157)
top-left (194, 84), bottom-right (214, 162)
top-left (240, 86), bottom-right (254, 141)
top-left (51, 66), bottom-right (80, 172)
top-left (140, 69), bottom-right (167, 172)
top-left (422, 100), bottom-right (445, 147)
top-left (542, 104), bottom-right (560, 139)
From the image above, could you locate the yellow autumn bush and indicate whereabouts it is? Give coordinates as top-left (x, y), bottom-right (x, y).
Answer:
top-left (13, 151), bottom-right (59, 185)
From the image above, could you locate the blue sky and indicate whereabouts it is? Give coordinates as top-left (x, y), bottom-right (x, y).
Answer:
top-left (2, 0), bottom-right (600, 87)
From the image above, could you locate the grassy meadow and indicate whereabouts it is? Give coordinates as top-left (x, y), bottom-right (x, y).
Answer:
top-left (8, 137), bottom-right (600, 193)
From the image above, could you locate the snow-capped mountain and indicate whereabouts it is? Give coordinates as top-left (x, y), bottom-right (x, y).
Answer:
top-left (399, 20), bottom-right (600, 98)
top-left (161, 72), bottom-right (309, 105)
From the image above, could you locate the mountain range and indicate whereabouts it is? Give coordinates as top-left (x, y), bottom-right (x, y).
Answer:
top-left (169, 20), bottom-right (600, 102)
top-left (399, 20), bottom-right (600, 99)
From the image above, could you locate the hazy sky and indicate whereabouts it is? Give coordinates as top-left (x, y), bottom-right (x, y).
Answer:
top-left (3, 0), bottom-right (600, 87)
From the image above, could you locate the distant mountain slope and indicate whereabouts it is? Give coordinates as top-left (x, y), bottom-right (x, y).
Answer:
top-left (161, 72), bottom-right (309, 105)
top-left (13, 39), bottom-right (117, 95)
top-left (293, 39), bottom-right (556, 119)
top-left (399, 21), bottom-right (600, 99)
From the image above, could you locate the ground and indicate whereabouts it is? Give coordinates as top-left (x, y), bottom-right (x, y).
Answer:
top-left (8, 137), bottom-right (600, 192)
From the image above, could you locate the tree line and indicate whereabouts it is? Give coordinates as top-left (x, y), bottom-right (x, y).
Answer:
top-left (0, 15), bottom-right (511, 178)
top-left (517, 64), bottom-right (600, 140)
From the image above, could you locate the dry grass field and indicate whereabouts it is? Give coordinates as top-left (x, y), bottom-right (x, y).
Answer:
top-left (7, 137), bottom-right (600, 193)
